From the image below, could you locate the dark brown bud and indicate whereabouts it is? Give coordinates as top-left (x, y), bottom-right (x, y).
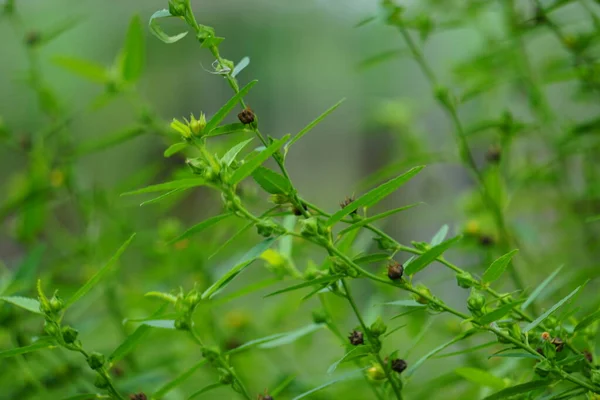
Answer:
top-left (551, 337), bottom-right (564, 352)
top-left (485, 146), bottom-right (501, 163)
top-left (479, 234), bottom-right (494, 247)
top-left (129, 393), bottom-right (147, 400)
top-left (584, 350), bottom-right (593, 363)
top-left (339, 196), bottom-right (356, 214)
top-left (238, 108), bottom-right (255, 124)
top-left (348, 330), bottom-right (364, 346)
top-left (387, 261), bottom-right (404, 281)
top-left (536, 347), bottom-right (544, 356)
top-left (391, 358), bottom-right (407, 374)
top-left (258, 389), bottom-right (274, 400)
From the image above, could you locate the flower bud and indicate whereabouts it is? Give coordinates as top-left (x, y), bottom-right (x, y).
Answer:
top-left (387, 262), bottom-right (403, 281)
top-left (374, 236), bottom-right (396, 251)
top-left (61, 326), bottom-right (79, 344)
top-left (508, 324), bottom-right (521, 341)
top-left (44, 320), bottom-right (59, 337)
top-left (237, 108), bottom-right (255, 125)
top-left (256, 219), bottom-right (277, 238)
top-left (202, 347), bottom-right (220, 363)
top-left (591, 369), bottom-right (600, 385)
top-left (49, 295), bottom-right (64, 313)
top-left (367, 364), bottom-right (386, 381)
top-left (174, 318), bottom-right (190, 331)
top-left (369, 316), bottom-right (387, 338)
top-left (87, 352), bottom-right (105, 370)
top-left (467, 290), bottom-right (486, 316)
top-left (94, 374), bottom-right (110, 389)
top-left (218, 368), bottom-right (234, 385)
top-left (300, 217), bottom-right (320, 238)
top-left (391, 358), bottom-right (407, 374)
top-left (456, 271), bottom-right (475, 289)
top-left (189, 112), bottom-right (206, 136)
top-left (412, 284), bottom-right (432, 305)
top-left (311, 309), bottom-right (328, 325)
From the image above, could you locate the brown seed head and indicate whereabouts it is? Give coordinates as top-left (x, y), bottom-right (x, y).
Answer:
top-left (129, 394), bottom-right (147, 400)
top-left (551, 337), bottom-right (564, 352)
top-left (479, 234), bottom-right (494, 247)
top-left (391, 358), bottom-right (408, 374)
top-left (238, 108), bottom-right (255, 124)
top-left (387, 262), bottom-right (404, 281)
top-left (348, 330), bottom-right (364, 346)
top-left (485, 146), bottom-right (501, 163)
top-left (584, 350), bottom-right (593, 363)
top-left (339, 196), bottom-right (357, 214)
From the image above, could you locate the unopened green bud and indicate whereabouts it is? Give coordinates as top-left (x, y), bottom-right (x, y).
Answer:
top-left (256, 219), bottom-right (277, 238)
top-left (412, 284), bottom-right (432, 305)
top-left (508, 324), bottom-right (521, 341)
top-left (189, 112), bottom-right (206, 136)
top-left (370, 316), bottom-right (387, 338)
top-left (374, 236), bottom-right (396, 251)
top-left (174, 318), bottom-right (190, 331)
top-left (367, 364), bottom-right (387, 381)
top-left (300, 217), bottom-right (320, 238)
top-left (218, 368), bottom-right (234, 385)
top-left (94, 374), bottom-right (110, 389)
top-left (312, 309), bottom-right (328, 324)
top-left (49, 295), bottom-right (64, 313)
top-left (456, 271), bottom-right (475, 289)
top-left (186, 158), bottom-right (206, 175)
top-left (202, 347), bottom-right (220, 363)
top-left (87, 352), bottom-right (105, 370)
top-left (185, 292), bottom-right (201, 308)
top-left (44, 320), bottom-right (59, 337)
top-left (61, 326), bottom-right (79, 344)
top-left (591, 369), bottom-right (600, 385)
top-left (467, 290), bottom-right (486, 315)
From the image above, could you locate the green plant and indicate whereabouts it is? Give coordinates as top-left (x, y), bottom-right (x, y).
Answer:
top-left (2, 0), bottom-right (600, 399)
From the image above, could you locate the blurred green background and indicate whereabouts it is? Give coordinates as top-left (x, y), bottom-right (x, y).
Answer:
top-left (1, 0), bottom-right (600, 399)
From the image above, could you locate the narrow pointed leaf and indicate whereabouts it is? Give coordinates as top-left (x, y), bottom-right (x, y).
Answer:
top-left (205, 80), bottom-right (258, 134)
top-left (140, 188), bottom-right (187, 206)
top-left (164, 142), bottom-right (187, 157)
top-left (0, 337), bottom-right (56, 359)
top-left (482, 249), bottom-right (519, 283)
top-left (232, 56), bottom-right (250, 78)
top-left (327, 166), bottom-right (425, 226)
top-left (120, 15), bottom-right (145, 83)
top-left (259, 324), bottom-right (323, 349)
top-left (521, 265), bottom-right (563, 310)
top-left (221, 138), bottom-right (253, 166)
top-left (574, 309), bottom-right (600, 332)
top-left (230, 136), bottom-right (289, 185)
top-left (455, 367), bottom-right (506, 390)
top-left (435, 341), bottom-right (497, 359)
top-left (352, 253), bottom-right (390, 265)
top-left (121, 178), bottom-right (206, 196)
top-left (292, 369), bottom-right (364, 400)
top-left (187, 383), bottom-right (223, 400)
top-left (338, 203), bottom-right (421, 235)
top-left (265, 275), bottom-right (343, 298)
top-left (404, 235), bottom-right (462, 275)
top-left (153, 359), bottom-right (208, 398)
top-left (53, 56), bottom-right (108, 84)
top-left (482, 380), bottom-right (551, 400)
top-left (141, 319), bottom-right (175, 329)
top-left (406, 330), bottom-right (476, 377)
top-left (287, 98), bottom-right (345, 149)
top-left (327, 346), bottom-right (370, 375)
top-left (169, 213), bottom-right (233, 244)
top-left (109, 325), bottom-right (151, 364)
top-left (202, 238), bottom-right (277, 299)
top-left (252, 167), bottom-right (291, 194)
top-left (0, 296), bottom-right (42, 314)
top-left (149, 9), bottom-right (188, 44)
top-left (430, 224), bottom-right (449, 246)
top-left (65, 234), bottom-right (136, 308)
top-left (478, 300), bottom-right (524, 325)
top-left (524, 286), bottom-right (582, 333)
top-left (383, 299), bottom-right (426, 307)
top-left (205, 123), bottom-right (250, 137)
top-left (74, 125), bottom-right (146, 157)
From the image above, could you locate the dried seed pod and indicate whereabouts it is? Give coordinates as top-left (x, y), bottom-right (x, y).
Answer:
top-left (339, 196), bottom-right (357, 214)
top-left (387, 262), bottom-right (404, 281)
top-left (238, 108), bottom-right (255, 124)
top-left (129, 394), bottom-right (147, 400)
top-left (390, 358), bottom-right (407, 374)
top-left (551, 337), bottom-right (564, 352)
top-left (348, 330), bottom-right (364, 346)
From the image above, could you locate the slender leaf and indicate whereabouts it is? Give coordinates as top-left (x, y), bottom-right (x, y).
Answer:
top-left (141, 320), bottom-right (175, 329)
top-left (252, 167), bottom-right (291, 194)
top-left (286, 98), bottom-right (345, 150)
top-left (430, 224), bottom-right (448, 246)
top-left (205, 80), bottom-right (258, 134)
top-left (120, 15), bottom-right (145, 83)
top-left (489, 352), bottom-right (540, 360)
top-left (205, 123), bottom-right (250, 137)
top-left (153, 359), bottom-right (208, 398)
top-left (208, 221), bottom-right (254, 260)
top-left (164, 142), bottom-right (187, 157)
top-left (187, 383), bottom-right (223, 400)
top-left (53, 56), bottom-right (108, 84)
top-left (524, 286), bottom-right (582, 332)
top-left (121, 178), bottom-right (206, 196)
top-left (109, 325), bottom-right (151, 364)
top-left (326, 166), bottom-right (425, 226)
top-left (521, 265), bottom-right (563, 310)
top-left (259, 324), bottom-right (323, 349)
top-left (353, 253), bottom-right (391, 265)
top-left (202, 238), bottom-right (277, 299)
top-left (455, 367), bottom-right (506, 390)
top-left (221, 138), bottom-right (253, 166)
top-left (482, 249), bottom-right (519, 283)
top-left (383, 299), bottom-right (426, 307)
top-left (482, 380), bottom-right (550, 400)
top-left (169, 213), bottom-right (232, 244)
top-left (140, 188), bottom-right (187, 206)
top-left (478, 300), bottom-right (524, 325)
top-left (0, 337), bottom-right (55, 359)
top-left (338, 203), bottom-right (421, 235)
top-left (292, 369), bottom-right (364, 400)
top-left (404, 235), bottom-right (463, 275)
top-left (435, 341), bottom-right (497, 359)
top-left (327, 346), bottom-right (370, 375)
top-left (575, 309), bottom-right (600, 332)
top-left (230, 136), bottom-right (289, 185)
top-left (149, 9), bottom-right (188, 44)
top-left (265, 275), bottom-right (343, 298)
top-left (0, 296), bottom-right (42, 314)
top-left (65, 234), bottom-right (136, 308)
top-left (406, 330), bottom-right (476, 377)
top-left (232, 56), bottom-right (250, 78)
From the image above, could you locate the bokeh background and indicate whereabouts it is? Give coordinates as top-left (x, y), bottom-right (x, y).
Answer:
top-left (1, 0), bottom-right (600, 399)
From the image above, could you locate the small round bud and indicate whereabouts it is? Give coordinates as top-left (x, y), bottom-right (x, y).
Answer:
top-left (94, 374), bottom-right (110, 389)
top-left (369, 316), bottom-right (387, 338)
top-left (456, 271), bottom-right (475, 289)
top-left (374, 236), bottom-right (396, 252)
top-left (61, 326), bottom-right (79, 344)
top-left (467, 290), bottom-right (486, 315)
top-left (256, 219), bottom-right (277, 238)
top-left (348, 330), bottom-right (364, 346)
top-left (387, 262), bottom-right (403, 281)
top-left (237, 108), bottom-right (255, 125)
top-left (299, 217), bottom-right (320, 238)
top-left (174, 318), bottom-right (190, 331)
top-left (413, 284), bottom-right (432, 305)
top-left (218, 368), bottom-right (234, 385)
top-left (367, 364), bottom-right (386, 381)
top-left (311, 309), bottom-right (328, 325)
top-left (44, 320), bottom-right (59, 336)
top-left (201, 347), bottom-right (220, 362)
top-left (49, 295), bottom-right (64, 313)
top-left (391, 358), bottom-right (407, 374)
top-left (87, 352), bottom-right (105, 370)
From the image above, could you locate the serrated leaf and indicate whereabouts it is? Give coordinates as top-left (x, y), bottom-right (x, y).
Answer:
top-left (164, 142), bottom-right (187, 157)
top-left (523, 286), bottom-right (582, 333)
top-left (482, 249), bottom-right (519, 283)
top-left (230, 136), bottom-right (289, 185)
top-left (205, 123), bottom-right (250, 137)
top-left (169, 213), bottom-right (233, 244)
top-left (252, 167), bottom-right (291, 194)
top-left (482, 380), bottom-right (550, 400)
top-left (0, 296), bottom-right (42, 314)
top-left (0, 337), bottom-right (56, 359)
top-left (264, 275), bottom-right (343, 298)
top-left (286, 98), bottom-right (345, 150)
top-left (521, 265), bottom-right (563, 310)
top-left (119, 15), bottom-right (145, 83)
top-left (149, 9), bottom-right (188, 44)
top-left (121, 178), bottom-right (206, 196)
top-left (202, 237), bottom-right (277, 300)
top-left (327, 346), bottom-right (370, 375)
top-left (455, 367), bottom-right (506, 390)
top-left (326, 166), bottom-right (424, 226)
top-left (53, 56), bottom-right (109, 84)
top-left (232, 56), bottom-right (250, 78)
top-left (141, 319), bottom-right (175, 329)
top-left (430, 224), bottom-right (448, 246)
top-left (404, 235), bottom-right (462, 275)
top-left (574, 309), bottom-right (600, 332)
top-left (406, 330), bottom-right (476, 377)
top-left (221, 138), bottom-right (253, 166)
top-left (65, 234), bottom-right (136, 308)
top-left (478, 300), bottom-right (524, 325)
top-left (74, 125), bottom-right (146, 157)
top-left (338, 203), bottom-right (421, 235)
top-left (187, 383), bottom-right (223, 400)
top-left (205, 80), bottom-right (258, 134)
